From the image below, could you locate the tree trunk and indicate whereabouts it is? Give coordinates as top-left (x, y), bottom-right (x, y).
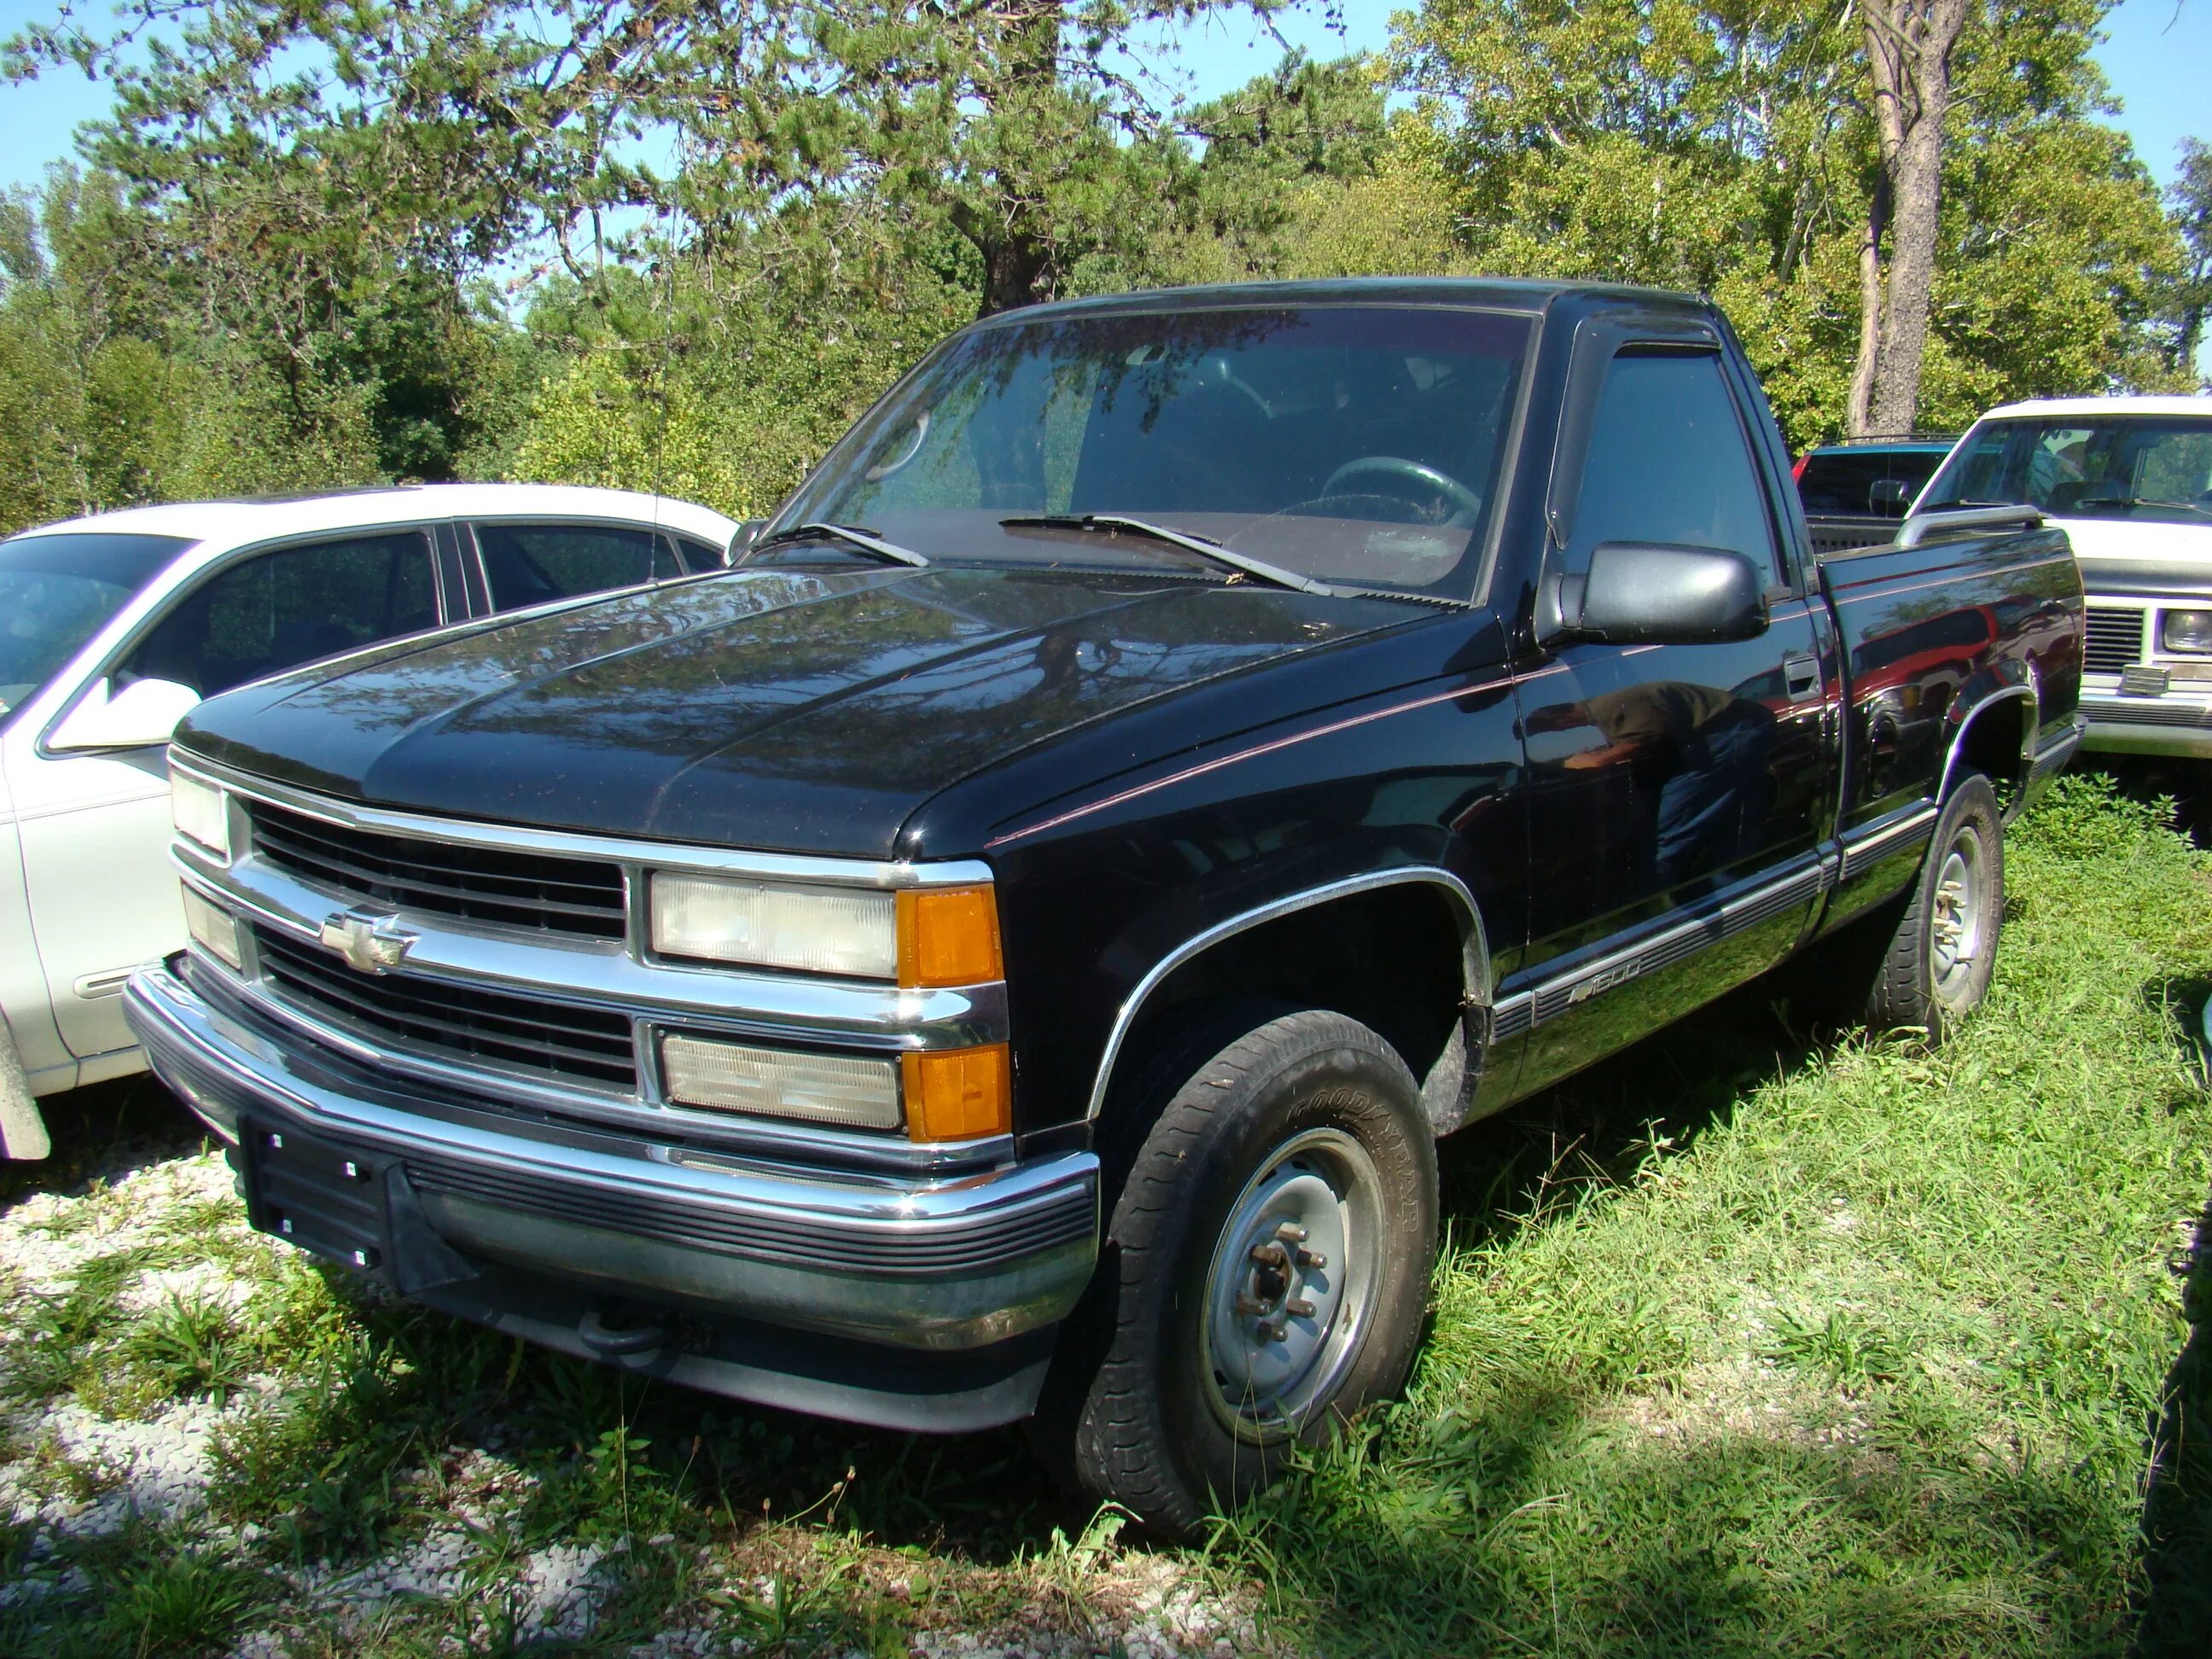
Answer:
top-left (959, 0), bottom-right (1065, 317)
top-left (1848, 0), bottom-right (1971, 437)
top-left (1848, 178), bottom-right (1886, 436)
top-left (978, 231), bottom-right (1053, 317)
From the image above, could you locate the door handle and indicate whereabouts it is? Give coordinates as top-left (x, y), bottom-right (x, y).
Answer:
top-left (1782, 653), bottom-right (1822, 703)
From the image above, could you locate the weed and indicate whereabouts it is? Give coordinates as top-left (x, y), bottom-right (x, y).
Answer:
top-left (91, 1541), bottom-right (271, 1656)
top-left (120, 1292), bottom-right (249, 1405)
top-left (1767, 1306), bottom-right (1906, 1388)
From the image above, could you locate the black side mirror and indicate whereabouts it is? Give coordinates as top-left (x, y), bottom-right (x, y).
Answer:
top-left (728, 520), bottom-right (769, 564)
top-left (1554, 542), bottom-right (1768, 646)
top-left (1868, 478), bottom-right (1911, 517)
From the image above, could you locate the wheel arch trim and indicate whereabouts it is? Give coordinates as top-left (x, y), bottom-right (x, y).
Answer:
top-left (1937, 678), bottom-right (2038, 803)
top-left (1082, 866), bottom-right (1492, 1121)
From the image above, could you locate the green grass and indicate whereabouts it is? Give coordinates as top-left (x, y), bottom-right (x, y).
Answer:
top-left (0, 772), bottom-right (2204, 1656)
top-left (1213, 773), bottom-right (2212, 1655)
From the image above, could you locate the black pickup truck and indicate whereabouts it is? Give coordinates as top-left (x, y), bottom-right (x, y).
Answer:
top-left (125, 280), bottom-right (2085, 1535)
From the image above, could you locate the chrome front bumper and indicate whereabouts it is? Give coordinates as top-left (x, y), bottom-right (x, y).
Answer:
top-left (2080, 690), bottom-right (2212, 758)
top-left (125, 961), bottom-right (1097, 1418)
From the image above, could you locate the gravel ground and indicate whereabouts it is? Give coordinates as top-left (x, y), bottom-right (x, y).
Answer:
top-left (0, 1097), bottom-right (1274, 1658)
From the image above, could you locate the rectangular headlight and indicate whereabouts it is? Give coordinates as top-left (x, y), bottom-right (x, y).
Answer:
top-left (170, 771), bottom-right (229, 859)
top-left (2163, 609), bottom-right (2212, 655)
top-left (181, 886), bottom-right (242, 970)
top-left (660, 1032), bottom-right (901, 1131)
top-left (649, 874), bottom-right (895, 978)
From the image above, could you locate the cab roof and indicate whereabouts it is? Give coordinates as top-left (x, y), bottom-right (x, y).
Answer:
top-left (982, 276), bottom-right (1714, 323)
top-left (1975, 395), bottom-right (2212, 421)
top-left (9, 482), bottom-right (740, 550)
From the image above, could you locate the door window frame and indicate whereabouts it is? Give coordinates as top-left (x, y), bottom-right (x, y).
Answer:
top-left (34, 521), bottom-right (452, 760)
top-left (459, 515), bottom-right (721, 616)
top-left (1543, 312), bottom-right (1807, 603)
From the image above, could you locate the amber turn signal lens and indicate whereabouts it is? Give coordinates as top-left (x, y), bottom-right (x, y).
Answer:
top-left (895, 886), bottom-right (1004, 987)
top-left (901, 1045), bottom-right (1011, 1142)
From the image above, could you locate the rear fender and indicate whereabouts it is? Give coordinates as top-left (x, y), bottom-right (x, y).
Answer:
top-left (1938, 667), bottom-right (2037, 804)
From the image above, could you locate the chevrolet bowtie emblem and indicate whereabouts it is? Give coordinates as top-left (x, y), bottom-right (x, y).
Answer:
top-left (318, 908), bottom-right (417, 975)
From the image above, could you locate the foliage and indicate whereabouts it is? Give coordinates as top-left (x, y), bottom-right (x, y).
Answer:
top-left (0, 0), bottom-right (2202, 527)
top-left (1397, 0), bottom-right (2192, 448)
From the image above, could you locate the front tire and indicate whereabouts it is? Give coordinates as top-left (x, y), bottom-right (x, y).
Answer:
top-left (1055, 1008), bottom-right (1438, 1537)
top-left (1866, 772), bottom-right (2003, 1038)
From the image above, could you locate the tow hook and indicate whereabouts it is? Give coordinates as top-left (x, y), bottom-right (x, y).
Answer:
top-left (579, 1307), bottom-right (667, 1358)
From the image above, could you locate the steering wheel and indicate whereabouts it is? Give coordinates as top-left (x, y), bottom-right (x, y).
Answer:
top-left (1321, 456), bottom-right (1483, 527)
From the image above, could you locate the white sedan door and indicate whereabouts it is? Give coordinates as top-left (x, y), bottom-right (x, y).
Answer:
top-left (16, 527), bottom-right (443, 1063)
top-left (9, 732), bottom-right (176, 1063)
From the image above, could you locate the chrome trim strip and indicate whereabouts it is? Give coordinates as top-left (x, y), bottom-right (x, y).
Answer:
top-left (2081, 696), bottom-right (2212, 731)
top-left (1837, 803), bottom-right (1939, 882)
top-left (1508, 856), bottom-right (1827, 1027)
top-left (2028, 718), bottom-right (2086, 783)
top-left (173, 753), bottom-right (993, 890)
top-left (176, 870), bottom-right (1013, 1174)
top-left (1083, 867), bottom-right (1491, 1121)
top-left (175, 847), bottom-right (1006, 1049)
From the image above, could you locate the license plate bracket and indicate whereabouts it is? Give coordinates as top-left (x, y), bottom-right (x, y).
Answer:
top-left (236, 1118), bottom-right (392, 1275)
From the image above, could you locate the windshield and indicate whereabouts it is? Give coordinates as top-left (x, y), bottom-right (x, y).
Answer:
top-left (775, 304), bottom-right (1536, 596)
top-left (1918, 414), bottom-right (2212, 524)
top-left (0, 532), bottom-right (189, 716)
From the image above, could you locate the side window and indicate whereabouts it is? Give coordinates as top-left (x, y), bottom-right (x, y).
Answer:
top-left (672, 534), bottom-right (728, 573)
top-left (1566, 349), bottom-right (1779, 579)
top-left (121, 531), bottom-right (435, 698)
top-left (475, 522), bottom-right (679, 610)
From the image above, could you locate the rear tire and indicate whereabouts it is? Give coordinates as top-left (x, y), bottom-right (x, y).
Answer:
top-left (1046, 1008), bottom-right (1437, 1538)
top-left (1866, 773), bottom-right (2003, 1039)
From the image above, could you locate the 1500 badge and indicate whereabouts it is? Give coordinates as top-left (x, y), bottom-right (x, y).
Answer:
top-left (1566, 958), bottom-right (1644, 1004)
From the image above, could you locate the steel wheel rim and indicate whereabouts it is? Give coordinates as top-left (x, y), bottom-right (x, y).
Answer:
top-left (1200, 1126), bottom-right (1384, 1444)
top-left (1930, 830), bottom-right (1983, 1002)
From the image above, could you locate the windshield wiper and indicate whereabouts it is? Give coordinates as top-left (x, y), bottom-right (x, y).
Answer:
top-left (2070, 496), bottom-right (2212, 521)
top-left (999, 514), bottom-right (1341, 597)
top-left (746, 521), bottom-right (931, 568)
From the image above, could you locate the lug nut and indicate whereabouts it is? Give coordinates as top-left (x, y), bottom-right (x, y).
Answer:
top-left (1295, 1248), bottom-right (1327, 1270)
top-left (1235, 1294), bottom-right (1271, 1316)
top-left (1259, 1321), bottom-right (1290, 1342)
top-left (1274, 1222), bottom-right (1308, 1244)
top-left (1284, 1298), bottom-right (1316, 1318)
top-left (1249, 1241), bottom-right (1289, 1269)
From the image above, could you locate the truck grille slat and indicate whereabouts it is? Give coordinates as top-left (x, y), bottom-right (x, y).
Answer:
top-left (2083, 606), bottom-right (2145, 674)
top-left (248, 801), bottom-right (627, 939)
top-left (255, 928), bottom-right (638, 1089)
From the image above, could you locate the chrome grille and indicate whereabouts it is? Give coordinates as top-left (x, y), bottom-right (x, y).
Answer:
top-left (2083, 607), bottom-right (2146, 675)
top-left (253, 926), bottom-right (638, 1090)
top-left (248, 801), bottom-right (626, 940)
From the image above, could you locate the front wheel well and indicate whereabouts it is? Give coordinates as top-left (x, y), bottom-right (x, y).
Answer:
top-left (1100, 883), bottom-right (1480, 1137)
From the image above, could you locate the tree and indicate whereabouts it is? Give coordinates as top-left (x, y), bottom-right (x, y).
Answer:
top-left (1849, 0), bottom-right (1970, 435)
top-left (1393, 0), bottom-right (2186, 449)
top-left (2169, 138), bottom-right (2212, 384)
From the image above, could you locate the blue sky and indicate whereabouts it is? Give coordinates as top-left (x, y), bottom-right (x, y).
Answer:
top-left (0, 0), bottom-right (2199, 195)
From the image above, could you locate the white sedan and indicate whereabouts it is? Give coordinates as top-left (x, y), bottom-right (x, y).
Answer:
top-left (1, 483), bottom-right (739, 1157)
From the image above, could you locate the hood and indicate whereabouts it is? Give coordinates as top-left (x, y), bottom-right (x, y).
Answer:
top-left (2055, 515), bottom-right (2212, 589)
top-left (178, 565), bottom-right (1422, 856)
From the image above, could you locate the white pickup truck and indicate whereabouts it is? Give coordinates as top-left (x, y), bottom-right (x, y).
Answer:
top-left (1913, 396), bottom-right (2212, 760)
